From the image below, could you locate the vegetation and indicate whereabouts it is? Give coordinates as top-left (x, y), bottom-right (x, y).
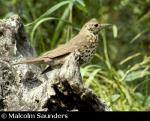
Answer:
top-left (0, 0), bottom-right (150, 111)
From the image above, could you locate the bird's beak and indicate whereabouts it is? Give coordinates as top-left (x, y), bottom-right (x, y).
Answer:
top-left (100, 24), bottom-right (112, 29)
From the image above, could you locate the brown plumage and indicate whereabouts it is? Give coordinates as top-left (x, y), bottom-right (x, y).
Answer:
top-left (14, 19), bottom-right (110, 74)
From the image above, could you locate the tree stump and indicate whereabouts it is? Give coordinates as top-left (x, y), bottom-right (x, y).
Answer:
top-left (0, 15), bottom-right (111, 111)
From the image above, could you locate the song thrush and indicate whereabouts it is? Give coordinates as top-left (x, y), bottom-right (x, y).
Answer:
top-left (15, 19), bottom-right (110, 74)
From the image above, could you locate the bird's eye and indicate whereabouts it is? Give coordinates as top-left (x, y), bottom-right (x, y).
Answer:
top-left (94, 24), bottom-right (98, 27)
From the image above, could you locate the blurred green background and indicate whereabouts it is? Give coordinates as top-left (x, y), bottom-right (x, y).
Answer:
top-left (0, 0), bottom-right (150, 111)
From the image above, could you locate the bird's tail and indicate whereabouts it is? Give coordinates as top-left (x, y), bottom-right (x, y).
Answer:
top-left (13, 57), bottom-right (44, 65)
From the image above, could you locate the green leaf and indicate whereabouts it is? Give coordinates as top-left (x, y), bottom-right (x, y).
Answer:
top-left (76, 0), bottom-right (87, 13)
top-left (85, 69), bottom-right (101, 87)
top-left (30, 17), bottom-right (72, 44)
top-left (76, 0), bottom-right (86, 7)
top-left (30, 17), bottom-right (56, 43)
top-left (125, 70), bottom-right (150, 82)
top-left (26, 0), bottom-right (70, 26)
top-left (135, 92), bottom-right (145, 101)
top-left (119, 53), bottom-right (141, 65)
top-left (112, 25), bottom-right (118, 38)
top-left (81, 65), bottom-right (102, 77)
top-left (40, 0), bottom-right (70, 18)
top-left (145, 96), bottom-right (150, 107)
top-left (111, 94), bottom-right (120, 102)
top-left (51, 3), bottom-right (72, 48)
top-left (130, 29), bottom-right (149, 43)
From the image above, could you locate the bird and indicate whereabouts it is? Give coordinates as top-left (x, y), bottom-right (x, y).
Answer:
top-left (14, 19), bottom-right (110, 74)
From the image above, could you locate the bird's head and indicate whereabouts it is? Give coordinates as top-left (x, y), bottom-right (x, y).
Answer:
top-left (81, 18), bottom-right (111, 34)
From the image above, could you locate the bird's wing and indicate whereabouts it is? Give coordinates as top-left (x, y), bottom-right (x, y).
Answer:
top-left (41, 33), bottom-right (87, 59)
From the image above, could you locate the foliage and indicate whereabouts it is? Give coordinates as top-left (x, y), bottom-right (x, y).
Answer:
top-left (0, 0), bottom-right (150, 111)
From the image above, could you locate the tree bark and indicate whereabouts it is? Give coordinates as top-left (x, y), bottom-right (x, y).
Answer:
top-left (0, 15), bottom-right (111, 111)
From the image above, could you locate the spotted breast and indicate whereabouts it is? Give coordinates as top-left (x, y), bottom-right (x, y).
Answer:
top-left (78, 34), bottom-right (99, 64)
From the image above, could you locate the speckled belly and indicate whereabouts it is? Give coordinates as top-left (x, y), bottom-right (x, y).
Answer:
top-left (79, 42), bottom-right (98, 64)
